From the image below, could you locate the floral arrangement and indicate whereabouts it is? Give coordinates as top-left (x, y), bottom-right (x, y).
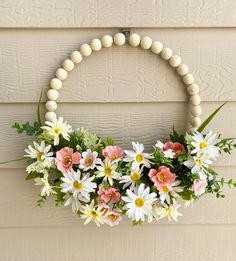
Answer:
top-left (3, 102), bottom-right (234, 227)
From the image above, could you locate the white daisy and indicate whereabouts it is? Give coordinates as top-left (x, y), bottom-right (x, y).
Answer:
top-left (80, 200), bottom-right (105, 227)
top-left (155, 201), bottom-right (182, 222)
top-left (119, 167), bottom-right (143, 190)
top-left (163, 149), bottom-right (175, 159)
top-left (25, 141), bottom-right (54, 173)
top-left (124, 142), bottom-right (152, 169)
top-left (158, 180), bottom-right (183, 204)
top-left (122, 184), bottom-right (157, 222)
top-left (42, 117), bottom-right (72, 146)
top-left (60, 169), bottom-right (97, 201)
top-left (34, 172), bottom-right (56, 197)
top-left (64, 194), bottom-right (82, 213)
top-left (95, 158), bottom-right (121, 186)
top-left (184, 154), bottom-right (212, 174)
top-left (191, 131), bottom-right (220, 159)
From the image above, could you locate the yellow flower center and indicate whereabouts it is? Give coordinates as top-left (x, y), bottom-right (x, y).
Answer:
top-left (196, 159), bottom-right (203, 166)
top-left (104, 167), bottom-right (112, 176)
top-left (54, 127), bottom-right (61, 134)
top-left (200, 141), bottom-right (208, 149)
top-left (85, 157), bottom-right (93, 166)
top-left (37, 152), bottom-right (45, 162)
top-left (158, 173), bottom-right (165, 181)
top-left (73, 181), bottom-right (83, 190)
top-left (136, 153), bottom-right (143, 163)
top-left (107, 214), bottom-right (118, 221)
top-left (111, 155), bottom-right (116, 161)
top-left (91, 210), bottom-right (98, 218)
top-left (162, 186), bottom-right (170, 193)
top-left (135, 197), bottom-right (144, 207)
top-left (130, 172), bottom-right (140, 181)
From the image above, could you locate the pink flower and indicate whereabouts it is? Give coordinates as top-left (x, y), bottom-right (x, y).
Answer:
top-left (104, 210), bottom-right (121, 226)
top-left (79, 149), bottom-right (101, 171)
top-left (163, 142), bottom-right (185, 158)
top-left (102, 146), bottom-right (124, 162)
top-left (98, 186), bottom-right (121, 203)
top-left (55, 147), bottom-right (81, 173)
top-left (192, 179), bottom-right (207, 196)
top-left (148, 166), bottom-right (176, 191)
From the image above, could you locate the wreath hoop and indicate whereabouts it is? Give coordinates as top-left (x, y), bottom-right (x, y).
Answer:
top-left (45, 32), bottom-right (202, 131)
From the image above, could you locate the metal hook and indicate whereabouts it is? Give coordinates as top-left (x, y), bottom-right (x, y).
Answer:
top-left (121, 28), bottom-right (131, 40)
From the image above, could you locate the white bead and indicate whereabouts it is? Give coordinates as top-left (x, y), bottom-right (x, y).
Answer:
top-left (140, 36), bottom-right (152, 49)
top-left (45, 111), bottom-right (57, 122)
top-left (70, 51), bottom-right (83, 64)
top-left (101, 35), bottom-right (113, 48)
top-left (47, 89), bottom-right (59, 101)
top-left (50, 78), bottom-right (62, 90)
top-left (90, 38), bottom-right (102, 51)
top-left (63, 59), bottom-right (74, 72)
top-left (80, 44), bottom-right (92, 57)
top-left (114, 33), bottom-right (126, 46)
top-left (183, 73), bottom-right (194, 85)
top-left (56, 68), bottom-right (68, 80)
top-left (176, 64), bottom-right (189, 76)
top-left (191, 117), bottom-right (202, 127)
top-left (187, 84), bottom-right (199, 95)
top-left (169, 55), bottom-right (182, 67)
top-left (151, 41), bottom-right (163, 54)
top-left (46, 100), bottom-right (57, 112)
top-left (161, 48), bottom-right (173, 60)
top-left (129, 33), bottom-right (141, 47)
top-left (190, 95), bottom-right (201, 105)
top-left (191, 105), bottom-right (202, 117)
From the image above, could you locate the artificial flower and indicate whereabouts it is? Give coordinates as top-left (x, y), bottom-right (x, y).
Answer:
top-left (79, 149), bottom-right (101, 171)
top-left (64, 194), bottom-right (81, 213)
top-left (97, 186), bottom-right (121, 203)
top-left (60, 169), bottom-right (97, 201)
top-left (155, 201), bottom-right (183, 222)
top-left (42, 117), bottom-right (72, 146)
top-left (184, 154), bottom-right (212, 173)
top-left (34, 172), bottom-right (56, 197)
top-left (25, 141), bottom-right (54, 173)
top-left (96, 158), bottom-right (121, 186)
top-left (163, 141), bottom-right (185, 158)
top-left (119, 167), bottom-right (143, 190)
top-left (103, 210), bottom-right (121, 226)
top-left (163, 149), bottom-right (176, 159)
top-left (55, 147), bottom-right (81, 173)
top-left (122, 184), bottom-right (157, 222)
top-left (102, 145), bottom-right (124, 162)
top-left (158, 180), bottom-right (183, 204)
top-left (124, 142), bottom-right (152, 169)
top-left (80, 200), bottom-right (105, 227)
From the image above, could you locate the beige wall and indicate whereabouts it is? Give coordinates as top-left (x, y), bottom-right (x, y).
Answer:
top-left (0, 1), bottom-right (236, 260)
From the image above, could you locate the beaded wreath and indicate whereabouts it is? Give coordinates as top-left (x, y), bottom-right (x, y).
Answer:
top-left (10, 33), bottom-right (236, 226)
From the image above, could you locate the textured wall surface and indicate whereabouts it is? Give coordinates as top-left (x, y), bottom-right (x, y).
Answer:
top-left (0, 1), bottom-right (236, 261)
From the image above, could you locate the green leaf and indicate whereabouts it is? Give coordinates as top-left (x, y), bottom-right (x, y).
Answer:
top-left (25, 172), bottom-right (40, 180)
top-left (197, 102), bottom-right (227, 133)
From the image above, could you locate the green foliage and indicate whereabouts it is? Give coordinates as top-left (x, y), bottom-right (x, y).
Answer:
top-left (218, 138), bottom-right (236, 154)
top-left (25, 172), bottom-right (41, 180)
top-left (170, 127), bottom-right (186, 144)
top-left (152, 147), bottom-right (173, 168)
top-left (12, 121), bottom-right (42, 136)
top-left (36, 195), bottom-right (47, 207)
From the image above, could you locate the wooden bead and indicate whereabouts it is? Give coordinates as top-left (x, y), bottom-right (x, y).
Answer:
top-left (151, 41), bottom-right (163, 54)
top-left (187, 84), bottom-right (199, 95)
top-left (50, 78), bottom-right (62, 90)
top-left (90, 38), bottom-right (102, 51)
top-left (47, 89), bottom-right (59, 101)
top-left (129, 33), bottom-right (141, 47)
top-left (114, 33), bottom-right (126, 46)
top-left (70, 51), bottom-right (83, 64)
top-left (56, 68), bottom-right (68, 80)
top-left (80, 44), bottom-right (92, 57)
top-left (191, 105), bottom-right (202, 117)
top-left (169, 55), bottom-right (181, 67)
top-left (176, 64), bottom-right (189, 76)
top-left (190, 95), bottom-right (201, 105)
top-left (45, 111), bottom-right (57, 122)
top-left (63, 59), bottom-right (74, 72)
top-left (46, 100), bottom-right (57, 112)
top-left (183, 73), bottom-right (194, 85)
top-left (191, 117), bottom-right (202, 127)
top-left (140, 36), bottom-right (152, 49)
top-left (161, 48), bottom-right (173, 60)
top-left (101, 35), bottom-right (113, 48)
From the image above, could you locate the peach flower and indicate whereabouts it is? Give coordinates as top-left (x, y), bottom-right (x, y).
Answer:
top-left (192, 179), bottom-right (207, 196)
top-left (148, 166), bottom-right (176, 191)
top-left (98, 186), bottom-right (121, 203)
top-left (104, 210), bottom-right (121, 226)
top-left (55, 147), bottom-right (81, 173)
top-left (163, 142), bottom-right (185, 158)
top-left (102, 146), bottom-right (124, 162)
